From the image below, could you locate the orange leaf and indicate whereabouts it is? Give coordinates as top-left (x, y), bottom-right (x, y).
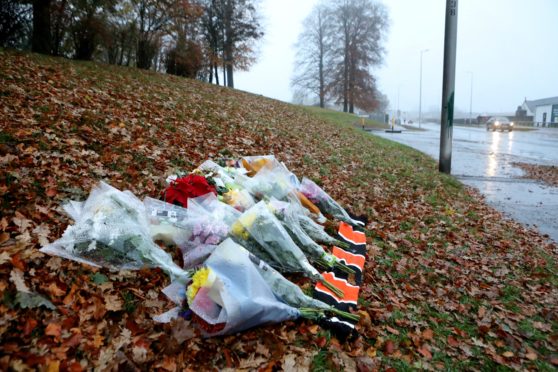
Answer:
top-left (0, 232), bottom-right (9, 245)
top-left (417, 345), bottom-right (432, 359)
top-left (23, 318), bottom-right (38, 336)
top-left (45, 322), bottom-right (62, 338)
top-left (422, 328), bottom-right (434, 340)
top-left (48, 282), bottom-right (66, 297)
top-left (46, 188), bottom-right (58, 197)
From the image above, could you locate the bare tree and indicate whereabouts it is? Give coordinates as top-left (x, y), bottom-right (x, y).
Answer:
top-left (291, 4), bottom-right (329, 108)
top-left (328, 0), bottom-right (388, 113)
top-left (199, 0), bottom-right (262, 87)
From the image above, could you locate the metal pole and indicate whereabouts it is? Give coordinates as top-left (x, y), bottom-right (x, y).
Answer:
top-left (419, 49), bottom-right (428, 129)
top-left (439, 0), bottom-right (458, 174)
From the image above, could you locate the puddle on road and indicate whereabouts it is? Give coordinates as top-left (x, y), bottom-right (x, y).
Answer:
top-left (375, 125), bottom-right (558, 243)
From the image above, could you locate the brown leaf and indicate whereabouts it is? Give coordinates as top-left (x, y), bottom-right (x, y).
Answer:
top-left (525, 351), bottom-right (537, 361)
top-left (502, 351), bottom-right (514, 358)
top-left (384, 340), bottom-right (396, 355)
top-left (447, 336), bottom-right (459, 347)
top-left (386, 326), bottom-right (399, 335)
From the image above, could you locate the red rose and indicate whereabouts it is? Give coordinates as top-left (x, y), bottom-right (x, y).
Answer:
top-left (162, 174), bottom-right (217, 207)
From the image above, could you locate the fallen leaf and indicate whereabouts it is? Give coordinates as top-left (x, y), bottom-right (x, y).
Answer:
top-left (104, 294), bottom-right (123, 312)
top-left (525, 351), bottom-right (537, 361)
top-left (45, 322), bottom-right (62, 338)
top-left (48, 283), bottom-right (66, 297)
top-left (422, 328), bottom-right (434, 340)
top-left (502, 351), bottom-right (514, 358)
top-left (447, 336), bottom-right (460, 347)
top-left (384, 340), bottom-right (395, 355)
top-left (417, 345), bottom-right (432, 359)
top-left (10, 268), bottom-right (29, 293)
top-left (386, 326), bottom-right (400, 335)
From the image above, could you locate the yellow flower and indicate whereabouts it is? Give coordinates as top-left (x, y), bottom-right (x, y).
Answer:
top-left (186, 267), bottom-right (211, 304)
top-left (238, 211), bottom-right (257, 228)
top-left (231, 221), bottom-right (250, 240)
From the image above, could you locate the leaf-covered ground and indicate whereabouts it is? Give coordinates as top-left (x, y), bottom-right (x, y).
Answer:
top-left (513, 162), bottom-right (558, 188)
top-left (1, 50), bottom-right (557, 370)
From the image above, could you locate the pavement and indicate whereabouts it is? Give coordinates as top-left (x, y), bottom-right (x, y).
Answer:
top-left (374, 123), bottom-right (558, 243)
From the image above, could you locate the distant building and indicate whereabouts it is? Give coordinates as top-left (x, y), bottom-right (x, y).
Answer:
top-left (520, 96), bottom-right (558, 127)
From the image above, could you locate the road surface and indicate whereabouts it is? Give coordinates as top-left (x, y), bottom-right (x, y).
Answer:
top-left (374, 124), bottom-right (558, 243)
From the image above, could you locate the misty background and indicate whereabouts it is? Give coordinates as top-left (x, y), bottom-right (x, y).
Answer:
top-left (236, 0), bottom-right (558, 118)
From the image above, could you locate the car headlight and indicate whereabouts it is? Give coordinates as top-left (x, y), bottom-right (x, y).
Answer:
top-left (510, 122), bottom-right (514, 126)
top-left (495, 121), bottom-right (500, 126)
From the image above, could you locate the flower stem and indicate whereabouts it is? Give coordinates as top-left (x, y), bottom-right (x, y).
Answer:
top-left (299, 307), bottom-right (325, 320)
top-left (320, 278), bottom-right (344, 298)
top-left (329, 307), bottom-right (360, 322)
top-left (333, 261), bottom-right (355, 275)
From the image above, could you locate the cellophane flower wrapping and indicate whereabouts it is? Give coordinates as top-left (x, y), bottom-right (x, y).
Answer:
top-left (41, 181), bottom-right (188, 282)
top-left (230, 201), bottom-right (320, 278)
top-left (245, 246), bottom-right (331, 311)
top-left (299, 177), bottom-right (363, 227)
top-left (268, 199), bottom-right (332, 265)
top-left (196, 160), bottom-right (243, 187)
top-left (221, 188), bottom-right (255, 212)
top-left (238, 164), bottom-right (297, 202)
top-left (181, 239), bottom-right (300, 336)
top-left (144, 197), bottom-right (191, 247)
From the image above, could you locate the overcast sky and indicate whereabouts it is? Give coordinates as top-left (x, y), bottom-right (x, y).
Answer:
top-left (235, 0), bottom-right (558, 116)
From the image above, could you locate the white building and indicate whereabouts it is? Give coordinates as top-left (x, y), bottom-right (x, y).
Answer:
top-left (520, 96), bottom-right (558, 126)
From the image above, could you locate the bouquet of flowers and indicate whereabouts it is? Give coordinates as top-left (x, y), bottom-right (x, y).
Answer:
top-left (269, 199), bottom-right (354, 274)
top-left (298, 214), bottom-right (349, 249)
top-left (162, 174), bottom-right (217, 208)
top-left (238, 164), bottom-right (296, 202)
top-left (41, 182), bottom-right (188, 282)
top-left (155, 239), bottom-right (357, 335)
top-left (229, 201), bottom-right (344, 297)
top-left (299, 178), bottom-right (364, 227)
top-left (221, 188), bottom-right (255, 212)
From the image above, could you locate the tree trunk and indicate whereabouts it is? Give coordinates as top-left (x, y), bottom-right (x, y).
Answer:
top-left (32, 0), bottom-right (52, 54)
top-left (214, 63), bottom-right (219, 85)
top-left (223, 0), bottom-right (234, 88)
top-left (226, 63), bottom-right (234, 88)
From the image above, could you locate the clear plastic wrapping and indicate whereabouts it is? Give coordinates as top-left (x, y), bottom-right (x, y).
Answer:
top-left (299, 177), bottom-right (364, 227)
top-left (41, 182), bottom-right (188, 282)
top-left (230, 201), bottom-right (320, 277)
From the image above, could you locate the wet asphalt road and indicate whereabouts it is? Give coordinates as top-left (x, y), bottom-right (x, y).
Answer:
top-left (374, 123), bottom-right (558, 243)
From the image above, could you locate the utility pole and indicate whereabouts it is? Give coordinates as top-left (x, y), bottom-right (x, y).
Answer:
top-left (419, 49), bottom-right (429, 129)
top-left (439, 0), bottom-right (459, 174)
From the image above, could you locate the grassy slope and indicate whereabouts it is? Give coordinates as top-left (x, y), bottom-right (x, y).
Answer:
top-left (0, 50), bottom-right (557, 370)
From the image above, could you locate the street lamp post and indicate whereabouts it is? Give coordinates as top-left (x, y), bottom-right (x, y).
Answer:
top-left (466, 71), bottom-right (473, 125)
top-left (419, 49), bottom-right (429, 128)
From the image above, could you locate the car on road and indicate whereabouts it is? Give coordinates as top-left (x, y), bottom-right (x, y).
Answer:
top-left (486, 116), bottom-right (514, 132)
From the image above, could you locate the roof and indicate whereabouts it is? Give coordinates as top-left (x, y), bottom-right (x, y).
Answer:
top-left (524, 96), bottom-right (558, 111)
